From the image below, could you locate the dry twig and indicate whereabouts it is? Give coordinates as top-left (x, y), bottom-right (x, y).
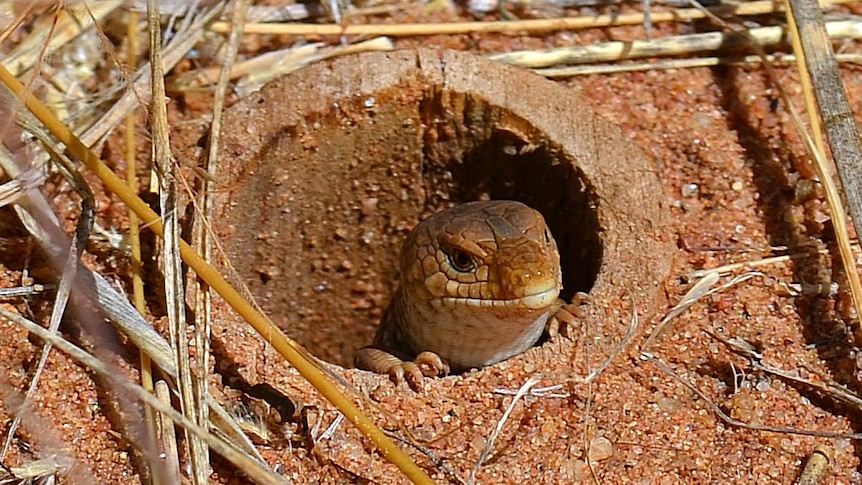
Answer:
top-left (0, 305), bottom-right (289, 485)
top-left (491, 20), bottom-right (862, 68)
top-left (645, 352), bottom-right (862, 440)
top-left (209, 0), bottom-right (852, 37)
top-left (785, 0), bottom-right (862, 344)
top-left (147, 1), bottom-right (210, 483)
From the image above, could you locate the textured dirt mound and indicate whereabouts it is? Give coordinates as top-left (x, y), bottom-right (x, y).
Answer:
top-left (213, 49), bottom-right (673, 370)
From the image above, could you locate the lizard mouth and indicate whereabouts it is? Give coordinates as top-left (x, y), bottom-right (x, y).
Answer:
top-left (441, 285), bottom-right (559, 310)
top-left (518, 286), bottom-right (560, 309)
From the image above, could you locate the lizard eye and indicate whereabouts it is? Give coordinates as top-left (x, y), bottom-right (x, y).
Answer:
top-left (445, 247), bottom-right (476, 272)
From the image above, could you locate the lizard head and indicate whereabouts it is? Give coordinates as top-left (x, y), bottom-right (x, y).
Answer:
top-left (399, 200), bottom-right (562, 313)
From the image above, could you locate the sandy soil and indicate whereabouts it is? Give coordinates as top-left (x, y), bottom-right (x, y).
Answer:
top-left (1, 2), bottom-right (862, 484)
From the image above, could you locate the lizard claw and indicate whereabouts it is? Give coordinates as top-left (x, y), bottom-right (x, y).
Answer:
top-left (398, 352), bottom-right (449, 391)
top-left (395, 361), bottom-right (426, 391)
top-left (414, 351), bottom-right (450, 377)
top-left (355, 347), bottom-right (449, 391)
top-left (547, 292), bottom-right (589, 339)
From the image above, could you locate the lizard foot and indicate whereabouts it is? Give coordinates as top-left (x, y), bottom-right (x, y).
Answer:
top-left (354, 347), bottom-right (449, 391)
top-left (547, 292), bottom-right (590, 339)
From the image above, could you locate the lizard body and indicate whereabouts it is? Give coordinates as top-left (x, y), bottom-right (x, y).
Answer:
top-left (355, 200), bottom-right (571, 388)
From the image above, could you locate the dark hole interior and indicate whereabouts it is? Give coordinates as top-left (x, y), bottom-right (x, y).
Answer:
top-left (418, 93), bottom-right (602, 300)
top-left (439, 130), bottom-right (601, 299)
top-left (218, 88), bottom-right (603, 368)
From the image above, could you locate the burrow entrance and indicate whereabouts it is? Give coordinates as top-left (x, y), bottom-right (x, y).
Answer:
top-left (212, 50), bottom-right (670, 369)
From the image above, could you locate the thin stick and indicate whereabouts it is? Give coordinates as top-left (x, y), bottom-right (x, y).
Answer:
top-left (154, 381), bottom-right (181, 484)
top-left (0, 306), bottom-right (290, 485)
top-left (124, 8), bottom-right (165, 485)
top-left (491, 20), bottom-right (862, 69)
top-left (0, 284), bottom-right (52, 298)
top-left (785, 0), bottom-right (862, 344)
top-left (645, 354), bottom-right (862, 439)
top-left (466, 375), bottom-right (541, 485)
top-left (535, 52), bottom-right (862, 78)
top-left (191, 0), bottom-right (248, 477)
top-left (208, 0), bottom-right (851, 37)
top-left (147, 2), bottom-right (209, 482)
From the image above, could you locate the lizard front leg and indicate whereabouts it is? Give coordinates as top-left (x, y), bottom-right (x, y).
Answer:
top-left (546, 292), bottom-right (590, 339)
top-left (355, 347), bottom-right (449, 391)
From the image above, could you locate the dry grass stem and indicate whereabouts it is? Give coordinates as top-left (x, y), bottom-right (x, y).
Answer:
top-left (123, 8), bottom-right (164, 484)
top-left (0, 51), bottom-right (433, 485)
top-left (689, 255), bottom-right (797, 278)
top-left (209, 0), bottom-right (851, 37)
top-left (184, 0), bottom-right (245, 477)
top-left (643, 271), bottom-right (762, 350)
top-left (3, 1), bottom-right (122, 77)
top-left (535, 52), bottom-right (862, 77)
top-left (170, 37), bottom-right (395, 93)
top-left (155, 380), bottom-right (181, 484)
top-left (708, 326), bottom-right (862, 411)
top-left (643, 270), bottom-right (718, 350)
top-left (493, 384), bottom-right (567, 397)
top-left (687, 239), bottom-right (862, 278)
top-left (4, 454), bottom-right (69, 483)
top-left (645, 352), bottom-right (862, 439)
top-left (243, 3), bottom-right (316, 22)
top-left (467, 0), bottom-right (847, 13)
top-left (0, 166), bottom-right (44, 206)
top-left (78, 3), bottom-right (224, 147)
top-left (125, 7), bottom-right (146, 321)
top-left (235, 37), bottom-right (394, 95)
top-left (703, 327), bottom-right (862, 437)
top-left (385, 433), bottom-right (466, 485)
top-left (491, 20), bottom-right (862, 68)
top-left (189, 0), bottom-right (247, 478)
top-left (146, 2), bottom-right (210, 482)
top-left (0, 283), bottom-right (52, 298)
top-left (466, 375), bottom-right (543, 485)
top-left (785, 0), bottom-right (862, 343)
top-left (0, 304), bottom-right (291, 485)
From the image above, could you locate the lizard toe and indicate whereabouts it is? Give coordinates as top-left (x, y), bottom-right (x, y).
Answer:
top-left (400, 361), bottom-right (427, 391)
top-left (547, 293), bottom-right (590, 340)
top-left (414, 351), bottom-right (449, 377)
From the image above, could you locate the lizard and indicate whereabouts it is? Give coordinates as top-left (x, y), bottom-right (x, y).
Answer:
top-left (354, 200), bottom-right (578, 390)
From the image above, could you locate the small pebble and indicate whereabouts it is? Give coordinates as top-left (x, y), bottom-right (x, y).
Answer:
top-left (588, 436), bottom-right (613, 462)
top-left (681, 183), bottom-right (699, 198)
